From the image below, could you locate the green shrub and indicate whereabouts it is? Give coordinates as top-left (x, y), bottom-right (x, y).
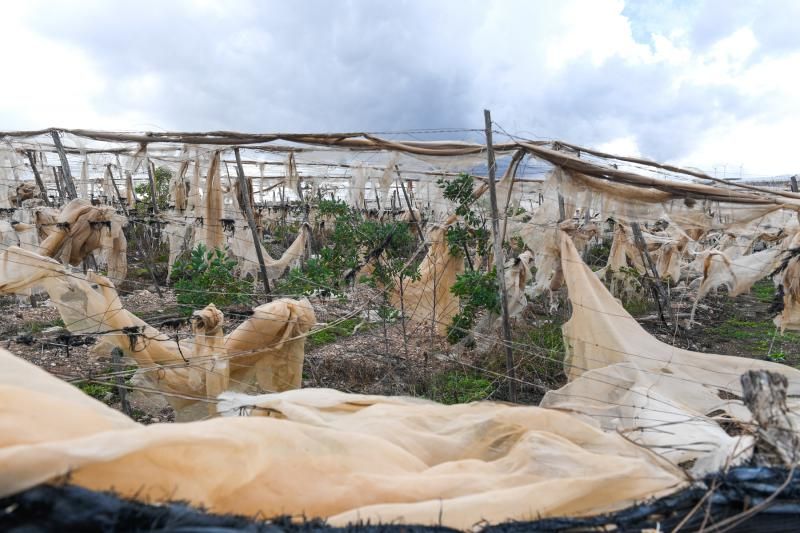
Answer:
top-left (79, 382), bottom-right (113, 401)
top-left (170, 243), bottom-right (253, 312)
top-left (276, 200), bottom-right (417, 297)
top-left (134, 166), bottom-right (172, 215)
top-left (308, 318), bottom-right (363, 347)
top-left (446, 269), bottom-right (499, 344)
top-left (428, 372), bottom-right (493, 404)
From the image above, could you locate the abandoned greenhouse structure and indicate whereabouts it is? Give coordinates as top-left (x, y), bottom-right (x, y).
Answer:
top-left (1, 126), bottom-right (800, 531)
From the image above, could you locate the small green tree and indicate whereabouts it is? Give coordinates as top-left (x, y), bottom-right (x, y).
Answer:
top-left (170, 243), bottom-right (253, 312)
top-left (135, 166), bottom-right (172, 215)
top-left (276, 199), bottom-right (417, 297)
top-left (436, 173), bottom-right (500, 344)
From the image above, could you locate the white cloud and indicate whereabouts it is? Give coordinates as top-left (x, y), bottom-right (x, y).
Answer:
top-left (0, 0), bottom-right (798, 177)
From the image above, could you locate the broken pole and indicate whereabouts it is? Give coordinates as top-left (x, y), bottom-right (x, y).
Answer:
top-left (234, 147), bottom-right (272, 298)
top-left (395, 165), bottom-right (423, 242)
top-left (741, 369), bottom-right (800, 466)
top-left (106, 164), bottom-right (129, 216)
top-left (631, 222), bottom-right (674, 327)
top-left (558, 194), bottom-right (566, 222)
top-left (25, 150), bottom-right (51, 206)
top-left (50, 129), bottom-right (78, 199)
top-left (146, 157), bottom-right (159, 215)
top-left (484, 109), bottom-right (517, 403)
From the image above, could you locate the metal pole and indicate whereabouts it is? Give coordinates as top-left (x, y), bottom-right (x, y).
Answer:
top-left (484, 109), bottom-right (517, 402)
top-left (234, 147), bottom-right (272, 298)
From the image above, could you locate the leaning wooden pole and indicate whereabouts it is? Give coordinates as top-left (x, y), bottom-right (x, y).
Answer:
top-left (395, 165), bottom-right (423, 242)
top-left (234, 147), bottom-right (272, 298)
top-left (484, 109), bottom-right (517, 402)
top-left (50, 129), bottom-right (78, 199)
top-left (106, 164), bottom-right (129, 216)
top-left (145, 157), bottom-right (159, 215)
top-left (25, 150), bottom-right (51, 206)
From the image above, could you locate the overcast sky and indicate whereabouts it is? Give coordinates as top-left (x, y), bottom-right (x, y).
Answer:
top-left (2, 0), bottom-right (798, 177)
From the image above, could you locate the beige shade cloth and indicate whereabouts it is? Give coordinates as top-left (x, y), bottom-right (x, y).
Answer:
top-left (0, 350), bottom-right (685, 529)
top-left (227, 222), bottom-right (308, 281)
top-left (36, 199), bottom-right (121, 267)
top-left (390, 225), bottom-right (464, 336)
top-left (541, 232), bottom-right (800, 474)
top-left (0, 246), bottom-right (315, 421)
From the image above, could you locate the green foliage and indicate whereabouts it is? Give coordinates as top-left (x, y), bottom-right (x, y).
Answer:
top-left (135, 166), bottom-right (172, 215)
top-left (428, 371), bottom-right (493, 404)
top-left (79, 382), bottom-right (113, 401)
top-left (752, 280), bottom-right (777, 303)
top-left (446, 269), bottom-right (499, 344)
top-left (437, 173), bottom-right (490, 261)
top-left (623, 297), bottom-right (651, 316)
top-left (170, 243), bottom-right (253, 311)
top-left (277, 201), bottom-right (418, 297)
top-left (768, 351), bottom-right (787, 362)
top-left (308, 318), bottom-right (363, 347)
top-left (584, 241), bottom-right (612, 269)
top-left (28, 318), bottom-right (65, 334)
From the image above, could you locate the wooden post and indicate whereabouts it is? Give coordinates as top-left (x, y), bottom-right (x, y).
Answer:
top-left (631, 222), bottom-right (674, 326)
top-left (106, 164), bottom-right (129, 216)
top-left (146, 157), bottom-right (159, 215)
top-left (234, 147), bottom-right (272, 298)
top-left (52, 167), bottom-right (64, 203)
top-left (484, 109), bottom-right (517, 402)
top-left (25, 150), bottom-right (51, 206)
top-left (50, 130), bottom-right (78, 199)
top-left (791, 175), bottom-right (798, 193)
top-left (741, 370), bottom-right (800, 466)
top-left (395, 165), bottom-right (423, 242)
top-left (557, 194), bottom-right (566, 222)
top-left (111, 347), bottom-right (132, 417)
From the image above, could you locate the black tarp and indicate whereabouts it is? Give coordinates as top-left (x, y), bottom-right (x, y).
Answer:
top-left (2, 468), bottom-right (799, 532)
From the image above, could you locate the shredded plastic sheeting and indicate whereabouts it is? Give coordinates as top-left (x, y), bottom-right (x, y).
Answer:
top-left (228, 223), bottom-right (308, 281)
top-left (689, 232), bottom-right (800, 325)
top-left (542, 232), bottom-right (800, 474)
top-left (34, 199), bottom-right (124, 268)
top-left (0, 350), bottom-right (685, 529)
top-left (0, 245), bottom-right (315, 421)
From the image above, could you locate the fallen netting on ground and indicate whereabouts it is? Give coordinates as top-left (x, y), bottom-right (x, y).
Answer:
top-left (2, 468), bottom-right (799, 532)
top-left (541, 231), bottom-right (800, 475)
top-left (0, 347), bottom-right (685, 530)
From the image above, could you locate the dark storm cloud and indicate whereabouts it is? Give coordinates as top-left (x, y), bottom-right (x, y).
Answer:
top-left (23, 0), bottom-right (478, 132)
top-left (12, 0), bottom-right (800, 167)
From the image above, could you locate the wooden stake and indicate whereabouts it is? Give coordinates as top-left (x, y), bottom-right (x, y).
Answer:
top-left (106, 164), bottom-right (129, 216)
top-left (558, 194), bottom-right (566, 222)
top-left (25, 150), bottom-right (51, 206)
top-left (741, 370), bottom-right (800, 466)
top-left (484, 109), bottom-right (517, 402)
top-left (146, 157), bottom-right (159, 215)
top-left (631, 222), bottom-right (674, 327)
top-left (791, 175), bottom-right (798, 193)
top-left (395, 165), bottom-right (423, 242)
top-left (50, 130), bottom-right (78, 199)
top-left (52, 167), bottom-right (64, 203)
top-left (111, 347), bottom-right (132, 417)
top-left (234, 147), bottom-right (272, 298)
